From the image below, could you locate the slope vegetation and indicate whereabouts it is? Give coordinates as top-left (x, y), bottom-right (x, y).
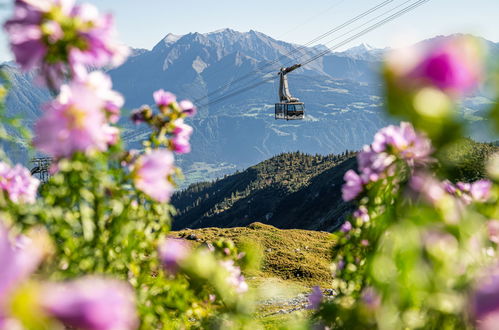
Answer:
top-left (172, 151), bottom-right (357, 231)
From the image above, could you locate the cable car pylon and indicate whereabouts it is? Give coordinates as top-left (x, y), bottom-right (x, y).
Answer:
top-left (275, 64), bottom-right (305, 120)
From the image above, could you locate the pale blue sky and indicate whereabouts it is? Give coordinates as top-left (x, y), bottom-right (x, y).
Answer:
top-left (1, 0), bottom-right (499, 62)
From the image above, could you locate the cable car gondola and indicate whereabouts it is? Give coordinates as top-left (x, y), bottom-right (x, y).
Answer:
top-left (275, 64), bottom-right (304, 120)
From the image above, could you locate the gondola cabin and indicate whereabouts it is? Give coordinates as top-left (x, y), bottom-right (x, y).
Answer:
top-left (275, 102), bottom-right (305, 120)
top-left (275, 64), bottom-right (305, 120)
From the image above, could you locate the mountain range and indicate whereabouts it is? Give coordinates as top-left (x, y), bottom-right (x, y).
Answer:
top-left (2, 29), bottom-right (498, 185)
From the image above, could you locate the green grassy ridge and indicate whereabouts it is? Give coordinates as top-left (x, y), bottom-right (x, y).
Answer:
top-left (172, 222), bottom-right (337, 287)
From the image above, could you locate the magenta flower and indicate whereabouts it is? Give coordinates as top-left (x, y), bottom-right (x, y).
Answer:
top-left (158, 238), bottom-right (189, 275)
top-left (132, 150), bottom-right (175, 203)
top-left (0, 163), bottom-right (39, 204)
top-left (179, 100), bottom-right (197, 117)
top-left (307, 286), bottom-right (323, 310)
top-left (41, 277), bottom-right (138, 330)
top-left (219, 260), bottom-right (248, 294)
top-left (409, 37), bottom-right (483, 95)
top-left (153, 89), bottom-right (176, 109)
top-left (0, 222), bottom-right (44, 309)
top-left (342, 170), bottom-right (363, 202)
top-left (4, 0), bottom-right (129, 87)
top-left (470, 268), bottom-right (499, 330)
top-left (387, 36), bottom-right (483, 96)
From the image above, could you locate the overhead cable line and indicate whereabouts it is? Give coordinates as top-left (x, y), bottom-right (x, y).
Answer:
top-left (193, 0), bottom-right (396, 105)
top-left (197, 0), bottom-right (430, 109)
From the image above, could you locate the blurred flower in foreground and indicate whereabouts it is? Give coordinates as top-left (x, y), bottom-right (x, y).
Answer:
top-left (0, 163), bottom-right (39, 204)
top-left (41, 277), bottom-right (137, 330)
top-left (219, 260), bottom-right (248, 294)
top-left (386, 36), bottom-right (484, 96)
top-left (470, 268), bottom-right (499, 330)
top-left (361, 287), bottom-right (380, 310)
top-left (131, 149), bottom-right (175, 203)
top-left (179, 100), bottom-right (197, 117)
top-left (153, 89), bottom-right (176, 112)
top-left (307, 286), bottom-right (323, 310)
top-left (33, 72), bottom-right (120, 158)
top-left (3, 0), bottom-right (129, 87)
top-left (158, 238), bottom-right (189, 275)
top-left (0, 223), bottom-right (46, 311)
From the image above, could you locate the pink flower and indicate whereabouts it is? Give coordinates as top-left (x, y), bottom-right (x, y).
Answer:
top-left (0, 222), bottom-right (44, 309)
top-left (33, 82), bottom-right (109, 158)
top-left (342, 170), bottom-right (363, 202)
top-left (132, 150), bottom-right (175, 203)
top-left (307, 286), bottom-right (323, 310)
top-left (353, 206), bottom-right (370, 223)
top-left (371, 122), bottom-right (433, 165)
top-left (470, 180), bottom-right (492, 202)
top-left (0, 163), bottom-right (39, 204)
top-left (4, 0), bottom-right (129, 87)
top-left (179, 100), bottom-right (197, 117)
top-left (153, 89), bottom-right (176, 108)
top-left (79, 71), bottom-right (124, 124)
top-left (219, 260), bottom-right (248, 294)
top-left (172, 119), bottom-right (193, 154)
top-left (41, 277), bottom-right (138, 330)
top-left (158, 238), bottom-right (189, 275)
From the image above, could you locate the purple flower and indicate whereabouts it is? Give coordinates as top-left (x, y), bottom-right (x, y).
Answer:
top-left (353, 206), bottom-right (370, 223)
top-left (342, 170), bottom-right (363, 202)
top-left (340, 221), bottom-right (352, 233)
top-left (470, 268), bottom-right (499, 330)
top-left (371, 122), bottom-right (433, 165)
top-left (219, 260), bottom-right (248, 294)
top-left (153, 89), bottom-right (176, 109)
top-left (41, 277), bottom-right (138, 330)
top-left (361, 287), bottom-right (381, 309)
top-left (158, 238), bottom-right (189, 275)
top-left (132, 150), bottom-right (175, 203)
top-left (307, 286), bottom-right (323, 310)
top-left (0, 163), bottom-right (39, 204)
top-left (130, 106), bottom-right (152, 124)
top-left (4, 0), bottom-right (129, 87)
top-left (0, 222), bottom-right (45, 309)
top-left (179, 100), bottom-right (197, 117)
